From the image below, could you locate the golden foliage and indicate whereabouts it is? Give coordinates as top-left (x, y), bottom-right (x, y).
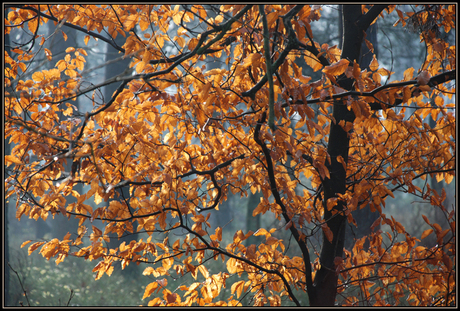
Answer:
top-left (5, 4), bottom-right (455, 307)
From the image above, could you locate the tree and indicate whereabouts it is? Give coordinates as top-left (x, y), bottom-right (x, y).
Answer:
top-left (4, 4), bottom-right (456, 306)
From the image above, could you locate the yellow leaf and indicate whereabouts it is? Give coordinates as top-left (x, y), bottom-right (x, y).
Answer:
top-left (172, 11), bottom-right (182, 26)
top-left (143, 267), bottom-right (155, 275)
top-left (198, 265), bottom-right (209, 278)
top-left (184, 282), bottom-right (201, 297)
top-left (136, 60), bottom-right (146, 73)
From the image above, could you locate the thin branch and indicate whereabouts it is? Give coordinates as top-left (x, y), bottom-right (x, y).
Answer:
top-left (259, 5), bottom-right (276, 131)
top-left (253, 112), bottom-right (314, 302)
top-left (6, 5), bottom-right (125, 52)
top-left (8, 263), bottom-right (31, 307)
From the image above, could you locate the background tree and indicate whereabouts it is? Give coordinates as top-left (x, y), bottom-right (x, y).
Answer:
top-left (4, 4), bottom-right (455, 306)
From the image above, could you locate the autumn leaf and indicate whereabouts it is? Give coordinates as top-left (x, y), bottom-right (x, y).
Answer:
top-left (321, 224), bottom-right (333, 243)
top-left (242, 53), bottom-right (262, 68)
top-left (416, 70), bottom-right (431, 85)
top-left (231, 280), bottom-right (245, 298)
top-left (28, 241), bottom-right (46, 256)
top-left (20, 240), bottom-right (32, 248)
top-left (421, 229), bottom-right (433, 240)
top-left (266, 236), bottom-right (278, 245)
top-left (369, 55), bottom-right (379, 71)
top-left (143, 281), bottom-right (159, 300)
top-left (322, 59), bottom-right (349, 76)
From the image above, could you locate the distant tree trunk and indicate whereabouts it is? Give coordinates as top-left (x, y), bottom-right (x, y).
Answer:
top-left (245, 192), bottom-right (262, 246)
top-left (45, 24), bottom-right (81, 239)
top-left (103, 32), bottom-right (140, 278)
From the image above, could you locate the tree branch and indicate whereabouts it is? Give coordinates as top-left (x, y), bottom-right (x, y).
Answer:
top-left (357, 5), bottom-right (389, 31)
top-left (284, 69), bottom-right (456, 111)
top-left (253, 112), bottom-right (314, 301)
top-left (6, 5), bottom-right (126, 52)
top-left (259, 5), bottom-right (276, 130)
top-left (242, 5), bottom-right (304, 99)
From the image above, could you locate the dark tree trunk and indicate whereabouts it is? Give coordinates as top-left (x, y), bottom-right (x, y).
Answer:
top-left (308, 5), bottom-right (387, 306)
top-left (345, 6), bottom-right (380, 251)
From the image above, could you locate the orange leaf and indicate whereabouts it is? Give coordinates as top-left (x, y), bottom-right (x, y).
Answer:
top-left (266, 12), bottom-right (279, 27)
top-left (422, 214), bottom-right (430, 225)
top-left (28, 241), bottom-right (45, 255)
top-left (5, 155), bottom-right (23, 166)
top-left (369, 55), bottom-right (379, 71)
top-left (32, 71), bottom-right (45, 82)
top-left (420, 229), bottom-right (433, 240)
top-left (200, 82), bottom-right (212, 101)
top-left (321, 223), bottom-right (333, 242)
top-left (416, 70), bottom-right (431, 86)
top-left (20, 240), bottom-right (32, 248)
top-left (28, 16), bottom-right (38, 33)
top-left (326, 197), bottom-right (338, 211)
top-left (243, 53), bottom-right (262, 68)
top-left (231, 280), bottom-right (245, 298)
top-left (323, 59), bottom-right (350, 76)
top-left (403, 67), bottom-right (414, 81)
top-left (266, 236), bottom-right (278, 245)
top-left (166, 292), bottom-right (177, 304)
top-left (442, 253), bottom-right (453, 270)
top-left (254, 228), bottom-right (269, 237)
top-left (336, 155), bottom-right (346, 170)
top-left (143, 281), bottom-right (159, 300)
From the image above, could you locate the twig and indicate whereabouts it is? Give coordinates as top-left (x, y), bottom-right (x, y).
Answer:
top-left (8, 262), bottom-right (31, 307)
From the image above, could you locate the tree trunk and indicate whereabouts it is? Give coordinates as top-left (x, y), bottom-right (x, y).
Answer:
top-left (309, 5), bottom-right (386, 306)
top-left (345, 6), bottom-right (380, 251)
